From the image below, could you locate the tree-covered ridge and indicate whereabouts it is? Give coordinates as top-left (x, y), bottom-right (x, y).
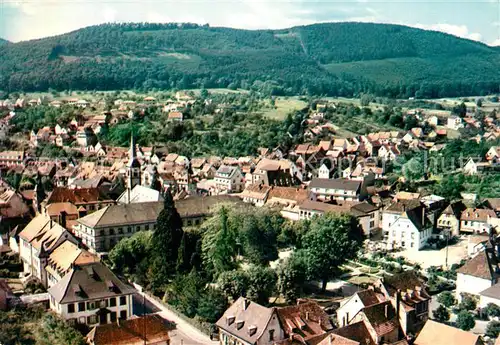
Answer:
top-left (1, 22), bottom-right (500, 97)
top-left (0, 38), bottom-right (9, 45)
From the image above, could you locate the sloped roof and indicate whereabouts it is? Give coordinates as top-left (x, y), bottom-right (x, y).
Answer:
top-left (19, 214), bottom-right (50, 242)
top-left (48, 261), bottom-right (135, 304)
top-left (86, 314), bottom-right (170, 345)
top-left (47, 187), bottom-right (112, 204)
top-left (382, 271), bottom-right (428, 298)
top-left (216, 297), bottom-right (275, 344)
top-left (277, 301), bottom-right (332, 340)
top-left (414, 320), bottom-right (483, 345)
top-left (331, 321), bottom-right (376, 345)
top-left (309, 178), bottom-right (361, 192)
top-left (361, 301), bottom-right (398, 337)
top-left (457, 249), bottom-right (498, 280)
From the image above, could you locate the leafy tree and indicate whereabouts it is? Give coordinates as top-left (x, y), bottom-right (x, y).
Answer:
top-left (109, 231), bottom-right (152, 285)
top-left (456, 310), bottom-right (475, 331)
top-left (453, 102), bottom-right (467, 117)
top-left (217, 270), bottom-right (249, 301)
top-left (165, 271), bottom-right (205, 318)
top-left (433, 305), bottom-right (450, 323)
top-left (437, 291), bottom-right (457, 308)
top-left (201, 205), bottom-right (238, 275)
top-left (246, 266), bottom-right (277, 306)
top-left (196, 287), bottom-right (228, 323)
top-left (298, 214), bottom-right (363, 292)
top-left (486, 320), bottom-right (500, 338)
top-left (277, 253), bottom-right (307, 303)
top-left (35, 314), bottom-right (85, 345)
top-left (150, 190), bottom-right (184, 290)
top-left (484, 303), bottom-right (500, 318)
top-left (458, 295), bottom-right (477, 311)
top-left (150, 168), bottom-right (162, 192)
top-left (239, 209), bottom-right (280, 265)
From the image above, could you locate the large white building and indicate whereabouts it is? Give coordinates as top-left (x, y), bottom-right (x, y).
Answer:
top-left (48, 261), bottom-right (135, 327)
top-left (214, 165), bottom-right (244, 194)
top-left (18, 214), bottom-right (78, 287)
top-left (309, 178), bottom-right (361, 202)
top-left (383, 201), bottom-right (432, 251)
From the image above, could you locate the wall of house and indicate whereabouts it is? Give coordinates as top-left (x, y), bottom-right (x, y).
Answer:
top-left (461, 220), bottom-right (491, 234)
top-left (437, 214), bottom-right (460, 236)
top-left (456, 273), bottom-right (492, 302)
top-left (479, 295), bottom-right (500, 309)
top-left (19, 238), bottom-right (33, 274)
top-left (51, 294), bottom-right (133, 326)
top-left (256, 312), bottom-right (284, 345)
top-left (337, 295), bottom-right (366, 327)
top-left (386, 218), bottom-right (430, 251)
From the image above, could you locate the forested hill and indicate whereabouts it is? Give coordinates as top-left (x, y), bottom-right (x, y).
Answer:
top-left (0, 38), bottom-right (9, 45)
top-left (1, 22), bottom-right (500, 98)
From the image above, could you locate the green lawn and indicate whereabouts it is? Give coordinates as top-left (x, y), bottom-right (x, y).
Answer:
top-left (261, 97), bottom-right (308, 120)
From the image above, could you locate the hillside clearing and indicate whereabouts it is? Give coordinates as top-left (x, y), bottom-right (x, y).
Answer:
top-left (261, 97), bottom-right (308, 120)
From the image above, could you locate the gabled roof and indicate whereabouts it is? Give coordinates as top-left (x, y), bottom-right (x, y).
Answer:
top-left (19, 214), bottom-right (50, 242)
top-left (461, 208), bottom-right (496, 222)
top-left (414, 320), bottom-right (483, 345)
top-left (48, 261), bottom-right (135, 304)
top-left (216, 297), bottom-right (275, 344)
top-left (277, 301), bottom-right (332, 341)
top-left (381, 271), bottom-right (428, 299)
top-left (361, 301), bottom-right (398, 337)
top-left (47, 187), bottom-right (113, 205)
top-left (331, 321), bottom-right (376, 345)
top-left (86, 314), bottom-right (170, 345)
top-left (457, 249), bottom-right (499, 281)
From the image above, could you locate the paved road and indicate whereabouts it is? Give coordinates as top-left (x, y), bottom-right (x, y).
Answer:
top-left (133, 292), bottom-right (218, 345)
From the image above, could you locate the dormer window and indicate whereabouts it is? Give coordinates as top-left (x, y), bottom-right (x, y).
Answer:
top-left (226, 316), bottom-right (235, 326)
top-left (248, 325), bottom-right (257, 336)
top-left (236, 320), bottom-right (245, 330)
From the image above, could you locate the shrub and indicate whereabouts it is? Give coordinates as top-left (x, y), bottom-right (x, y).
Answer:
top-left (456, 310), bottom-right (475, 331)
top-left (437, 291), bottom-right (457, 308)
top-left (486, 320), bottom-right (500, 338)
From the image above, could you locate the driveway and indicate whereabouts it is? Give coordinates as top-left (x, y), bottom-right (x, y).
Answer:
top-left (134, 292), bottom-right (218, 345)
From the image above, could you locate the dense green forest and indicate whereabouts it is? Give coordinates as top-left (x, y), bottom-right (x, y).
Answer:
top-left (0, 38), bottom-right (9, 45)
top-left (1, 22), bottom-right (500, 97)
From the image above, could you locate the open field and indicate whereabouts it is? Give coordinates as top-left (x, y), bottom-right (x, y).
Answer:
top-left (261, 97), bottom-right (308, 120)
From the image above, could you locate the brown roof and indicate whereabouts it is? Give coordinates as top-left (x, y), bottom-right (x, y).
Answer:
top-left (45, 202), bottom-right (79, 217)
top-left (299, 200), bottom-right (352, 214)
top-left (484, 198), bottom-right (500, 212)
top-left (461, 208), bottom-right (496, 222)
top-left (355, 289), bottom-right (384, 307)
top-left (309, 178), bottom-right (361, 192)
top-left (381, 271), bottom-right (429, 299)
top-left (86, 314), bottom-right (171, 345)
top-left (414, 320), bottom-right (483, 345)
top-left (47, 187), bottom-right (113, 205)
top-left (277, 301), bottom-right (332, 340)
top-left (457, 250), bottom-right (498, 280)
top-left (268, 186), bottom-right (309, 203)
top-left (332, 321), bottom-right (376, 345)
top-left (361, 301), bottom-right (398, 337)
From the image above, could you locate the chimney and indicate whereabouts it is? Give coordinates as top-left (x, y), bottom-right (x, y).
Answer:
top-left (384, 304), bottom-right (389, 319)
top-left (243, 298), bottom-right (250, 310)
top-left (396, 289), bottom-right (402, 338)
top-left (329, 334), bottom-right (334, 345)
top-left (60, 211), bottom-right (67, 229)
top-left (306, 312), bottom-right (309, 321)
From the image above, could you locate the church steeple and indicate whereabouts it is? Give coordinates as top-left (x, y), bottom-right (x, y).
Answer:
top-left (126, 133), bottom-right (141, 191)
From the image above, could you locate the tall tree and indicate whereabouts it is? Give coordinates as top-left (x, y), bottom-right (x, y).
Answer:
top-left (201, 205), bottom-right (238, 275)
top-left (149, 189), bottom-right (184, 290)
top-left (277, 252), bottom-right (307, 303)
top-left (299, 214), bottom-right (363, 292)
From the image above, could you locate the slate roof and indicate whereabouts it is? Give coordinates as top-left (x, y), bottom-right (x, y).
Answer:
top-left (309, 178), bottom-right (361, 192)
top-left (48, 261), bottom-right (135, 304)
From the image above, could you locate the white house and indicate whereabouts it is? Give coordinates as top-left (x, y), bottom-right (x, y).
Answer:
top-left (309, 178), bottom-right (361, 202)
top-left (486, 146), bottom-right (500, 164)
top-left (460, 208), bottom-right (497, 234)
top-left (456, 249), bottom-right (499, 302)
top-left (383, 201), bottom-right (431, 251)
top-left (18, 214), bottom-right (78, 287)
top-left (437, 201), bottom-right (466, 236)
top-left (48, 261), bottom-right (135, 327)
top-left (214, 165), bottom-right (244, 194)
top-left (447, 116), bottom-right (464, 130)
